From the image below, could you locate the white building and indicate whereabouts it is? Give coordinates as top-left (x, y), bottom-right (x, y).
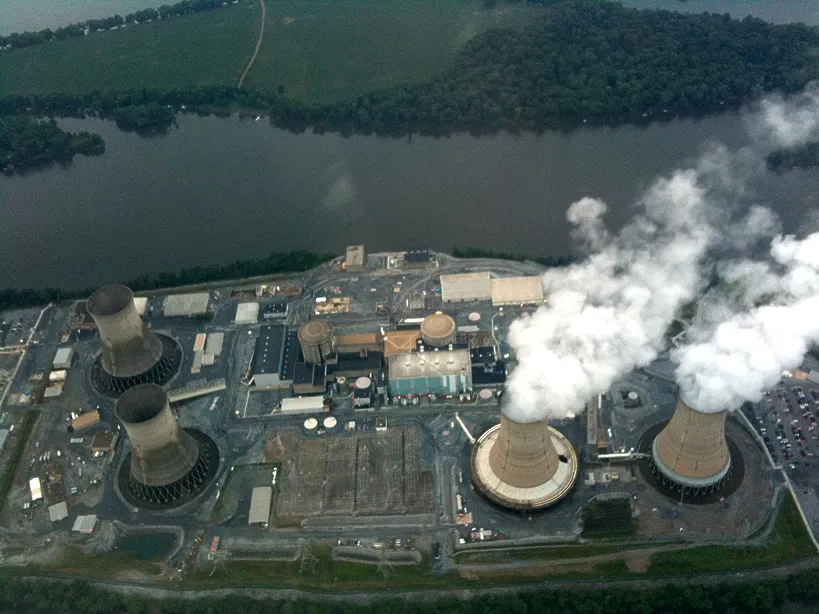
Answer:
top-left (235, 302), bottom-right (260, 325)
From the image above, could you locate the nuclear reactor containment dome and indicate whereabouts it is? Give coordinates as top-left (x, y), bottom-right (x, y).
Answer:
top-left (651, 395), bottom-right (731, 493)
top-left (420, 312), bottom-right (457, 347)
top-left (116, 384), bottom-right (218, 508)
top-left (87, 285), bottom-right (182, 397)
top-left (298, 319), bottom-right (335, 364)
top-left (471, 413), bottom-right (577, 510)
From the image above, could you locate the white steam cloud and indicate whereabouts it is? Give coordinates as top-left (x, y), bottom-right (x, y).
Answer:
top-left (504, 84), bottom-right (819, 423)
top-left (674, 232), bottom-right (819, 412)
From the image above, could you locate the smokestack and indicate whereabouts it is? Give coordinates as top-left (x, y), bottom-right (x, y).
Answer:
top-left (116, 384), bottom-right (213, 506)
top-left (652, 394), bottom-right (730, 492)
top-left (87, 285), bottom-right (181, 396)
top-left (471, 413), bottom-right (577, 510)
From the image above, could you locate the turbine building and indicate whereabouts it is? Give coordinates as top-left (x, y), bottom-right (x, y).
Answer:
top-left (87, 285), bottom-right (181, 397)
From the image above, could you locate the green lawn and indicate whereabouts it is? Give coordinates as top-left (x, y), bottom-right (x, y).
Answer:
top-left (0, 0), bottom-right (542, 102)
top-left (245, 0), bottom-right (543, 102)
top-left (0, 3), bottom-right (260, 95)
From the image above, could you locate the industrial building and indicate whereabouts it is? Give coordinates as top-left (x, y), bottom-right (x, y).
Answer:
top-left (71, 410), bottom-right (100, 432)
top-left (72, 515), bottom-right (97, 534)
top-left (471, 414), bottom-right (578, 510)
top-left (335, 333), bottom-right (382, 355)
top-left (490, 276), bottom-right (545, 306)
top-left (90, 430), bottom-right (118, 454)
top-left (48, 501), bottom-right (68, 523)
top-left (86, 285), bottom-right (182, 397)
top-left (292, 362), bottom-right (327, 395)
top-left (345, 245), bottom-right (367, 272)
top-left (383, 329), bottom-right (421, 358)
top-left (52, 347), bottom-right (73, 370)
top-left (250, 325), bottom-right (287, 389)
top-left (403, 249), bottom-right (433, 268)
top-left (439, 272), bottom-right (492, 303)
top-left (162, 293), bottom-right (210, 317)
top-left (29, 477), bottom-right (42, 501)
top-left (388, 348), bottom-right (472, 396)
top-left (281, 396), bottom-right (328, 414)
top-left (235, 302), bottom-right (259, 325)
top-left (249, 486), bottom-right (272, 526)
top-left (651, 395), bottom-right (731, 493)
top-left (298, 320), bottom-right (336, 364)
top-left (354, 376), bottom-right (374, 408)
top-left (420, 312), bottom-right (456, 347)
top-left (116, 384), bottom-right (218, 508)
top-left (205, 333), bottom-right (224, 357)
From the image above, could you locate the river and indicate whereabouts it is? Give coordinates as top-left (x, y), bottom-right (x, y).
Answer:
top-left (2, 0), bottom-right (818, 289)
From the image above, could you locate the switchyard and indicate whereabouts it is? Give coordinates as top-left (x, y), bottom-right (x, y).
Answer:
top-left (0, 248), bottom-right (812, 586)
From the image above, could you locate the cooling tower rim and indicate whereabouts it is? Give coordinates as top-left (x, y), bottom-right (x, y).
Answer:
top-left (651, 436), bottom-right (731, 488)
top-left (470, 422), bottom-right (578, 510)
top-left (116, 383), bottom-right (168, 424)
top-left (498, 408), bottom-right (546, 425)
top-left (675, 392), bottom-right (731, 416)
top-left (87, 284), bottom-right (134, 317)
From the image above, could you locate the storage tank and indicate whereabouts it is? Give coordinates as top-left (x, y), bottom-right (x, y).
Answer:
top-left (298, 319), bottom-right (335, 364)
top-left (420, 312), bottom-right (456, 347)
top-left (303, 417), bottom-right (318, 432)
top-left (323, 416), bottom-right (338, 431)
top-left (651, 394), bottom-right (730, 493)
top-left (87, 285), bottom-right (182, 397)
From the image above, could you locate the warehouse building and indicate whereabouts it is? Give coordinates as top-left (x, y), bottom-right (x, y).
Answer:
top-left (163, 293), bottom-right (210, 317)
top-left (249, 325), bottom-right (287, 388)
top-left (292, 362), bottom-right (327, 395)
top-left (345, 245), bottom-right (367, 272)
top-left (327, 352), bottom-right (384, 379)
top-left (491, 276), bottom-right (545, 306)
top-left (205, 333), bottom-right (224, 357)
top-left (72, 515), bottom-right (97, 534)
top-left (440, 272), bottom-right (492, 303)
top-left (235, 302), bottom-right (260, 325)
top-left (48, 501), bottom-right (68, 523)
top-left (335, 332), bottom-right (382, 355)
top-left (280, 396), bottom-right (328, 414)
top-left (249, 486), bottom-right (272, 526)
top-left (388, 348), bottom-right (472, 396)
top-left (52, 347), bottom-right (73, 370)
top-left (71, 410), bottom-right (100, 432)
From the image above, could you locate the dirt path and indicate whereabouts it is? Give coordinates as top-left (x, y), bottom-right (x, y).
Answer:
top-left (238, 0), bottom-right (266, 88)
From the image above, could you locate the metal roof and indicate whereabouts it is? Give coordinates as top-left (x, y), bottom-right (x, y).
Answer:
top-left (72, 515), bottom-right (97, 533)
top-left (48, 501), bottom-right (68, 522)
top-left (249, 486), bottom-right (272, 525)
top-left (53, 347), bottom-right (73, 368)
top-left (383, 330), bottom-right (420, 358)
top-left (205, 332), bottom-right (224, 356)
top-left (281, 396), bottom-right (326, 413)
top-left (163, 293), bottom-right (210, 316)
top-left (345, 245), bottom-right (366, 269)
top-left (490, 276), bottom-right (544, 306)
top-left (388, 349), bottom-right (471, 380)
top-left (235, 302), bottom-right (260, 325)
top-left (440, 272), bottom-right (492, 302)
top-left (252, 325), bottom-right (285, 377)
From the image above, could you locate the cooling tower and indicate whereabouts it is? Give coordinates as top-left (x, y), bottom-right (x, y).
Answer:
top-left (298, 319), bottom-right (335, 364)
top-left (116, 384), bottom-right (217, 507)
top-left (420, 312), bottom-right (456, 347)
top-left (651, 395), bottom-right (731, 493)
top-left (471, 414), bottom-right (578, 510)
top-left (87, 285), bottom-right (182, 397)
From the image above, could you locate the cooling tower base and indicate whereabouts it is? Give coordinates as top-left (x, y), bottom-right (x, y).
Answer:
top-left (637, 421), bottom-right (744, 504)
top-left (118, 429), bottom-right (219, 510)
top-left (91, 334), bottom-right (182, 398)
top-left (471, 424), bottom-right (578, 511)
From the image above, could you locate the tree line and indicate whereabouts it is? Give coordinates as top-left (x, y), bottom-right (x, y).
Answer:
top-left (0, 0), bottom-right (248, 51)
top-left (0, 250), bottom-right (335, 311)
top-left (2, 0), bottom-right (818, 141)
top-left (0, 115), bottom-right (104, 173)
top-left (2, 567), bottom-right (819, 613)
top-left (452, 246), bottom-right (573, 268)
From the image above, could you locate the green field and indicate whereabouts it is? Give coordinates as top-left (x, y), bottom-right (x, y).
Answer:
top-left (246, 0), bottom-right (542, 102)
top-left (0, 0), bottom-right (542, 102)
top-left (0, 3), bottom-right (260, 95)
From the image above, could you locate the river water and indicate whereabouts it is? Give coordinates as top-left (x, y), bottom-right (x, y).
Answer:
top-left (2, 0), bottom-right (818, 289)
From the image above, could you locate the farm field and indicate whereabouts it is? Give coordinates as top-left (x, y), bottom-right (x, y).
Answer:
top-left (0, 2), bottom-right (260, 95)
top-left (244, 0), bottom-right (544, 102)
top-left (0, 0), bottom-right (543, 102)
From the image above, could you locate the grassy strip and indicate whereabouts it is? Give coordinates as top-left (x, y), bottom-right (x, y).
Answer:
top-left (649, 493), bottom-right (815, 574)
top-left (0, 3), bottom-right (259, 95)
top-left (0, 411), bottom-right (39, 512)
top-left (453, 543), bottom-right (638, 564)
top-left (16, 547), bottom-right (162, 579)
top-left (0, 0), bottom-right (542, 102)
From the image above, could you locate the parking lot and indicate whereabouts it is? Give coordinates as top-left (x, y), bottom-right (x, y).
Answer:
top-left (751, 378), bottom-right (819, 470)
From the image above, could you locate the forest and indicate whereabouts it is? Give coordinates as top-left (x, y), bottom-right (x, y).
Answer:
top-left (0, 0), bottom-right (248, 51)
top-left (0, 250), bottom-right (335, 311)
top-left (2, 0), bottom-right (817, 144)
top-left (0, 115), bottom-right (104, 172)
top-left (1, 567), bottom-right (818, 613)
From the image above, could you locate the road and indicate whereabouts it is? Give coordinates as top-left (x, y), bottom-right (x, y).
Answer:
top-left (237, 0), bottom-right (266, 88)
